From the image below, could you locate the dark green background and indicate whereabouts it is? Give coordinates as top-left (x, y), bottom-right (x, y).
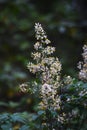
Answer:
top-left (0, 0), bottom-right (87, 112)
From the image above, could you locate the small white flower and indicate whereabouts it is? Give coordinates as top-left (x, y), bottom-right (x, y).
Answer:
top-left (32, 52), bottom-right (41, 60)
top-left (19, 83), bottom-right (28, 92)
top-left (45, 39), bottom-right (51, 44)
top-left (41, 83), bottom-right (52, 94)
top-left (34, 42), bottom-right (42, 50)
top-left (43, 46), bottom-right (55, 55)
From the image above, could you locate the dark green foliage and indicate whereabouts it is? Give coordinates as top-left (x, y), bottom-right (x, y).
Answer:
top-left (0, 112), bottom-right (29, 130)
top-left (0, 80), bottom-right (85, 130)
top-left (0, 0), bottom-right (87, 129)
top-left (60, 80), bottom-right (87, 130)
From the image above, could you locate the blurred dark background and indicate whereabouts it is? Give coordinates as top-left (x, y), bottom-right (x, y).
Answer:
top-left (0, 0), bottom-right (87, 113)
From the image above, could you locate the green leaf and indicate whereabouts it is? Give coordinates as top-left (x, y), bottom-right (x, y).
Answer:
top-left (0, 113), bottom-right (10, 123)
top-left (11, 113), bottom-right (26, 123)
top-left (37, 110), bottom-right (44, 116)
top-left (19, 125), bottom-right (30, 130)
top-left (1, 123), bottom-right (12, 130)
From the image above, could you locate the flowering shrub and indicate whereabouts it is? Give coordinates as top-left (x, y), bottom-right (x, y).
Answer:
top-left (0, 23), bottom-right (87, 130)
top-left (19, 23), bottom-right (87, 130)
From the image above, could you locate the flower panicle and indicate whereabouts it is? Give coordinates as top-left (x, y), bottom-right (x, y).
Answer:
top-left (20, 23), bottom-right (72, 112)
top-left (26, 23), bottom-right (62, 110)
top-left (78, 44), bottom-right (87, 81)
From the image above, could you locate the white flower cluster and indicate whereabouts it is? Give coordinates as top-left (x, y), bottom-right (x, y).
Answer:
top-left (78, 45), bottom-right (87, 81)
top-left (27, 23), bottom-right (62, 110)
top-left (35, 23), bottom-right (46, 41)
top-left (32, 52), bottom-right (41, 60)
top-left (19, 23), bottom-right (74, 129)
top-left (35, 23), bottom-right (51, 44)
top-left (40, 83), bottom-right (61, 110)
top-left (27, 62), bottom-right (41, 74)
top-left (42, 46), bottom-right (55, 55)
top-left (19, 83), bottom-right (28, 92)
top-left (34, 42), bottom-right (42, 50)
